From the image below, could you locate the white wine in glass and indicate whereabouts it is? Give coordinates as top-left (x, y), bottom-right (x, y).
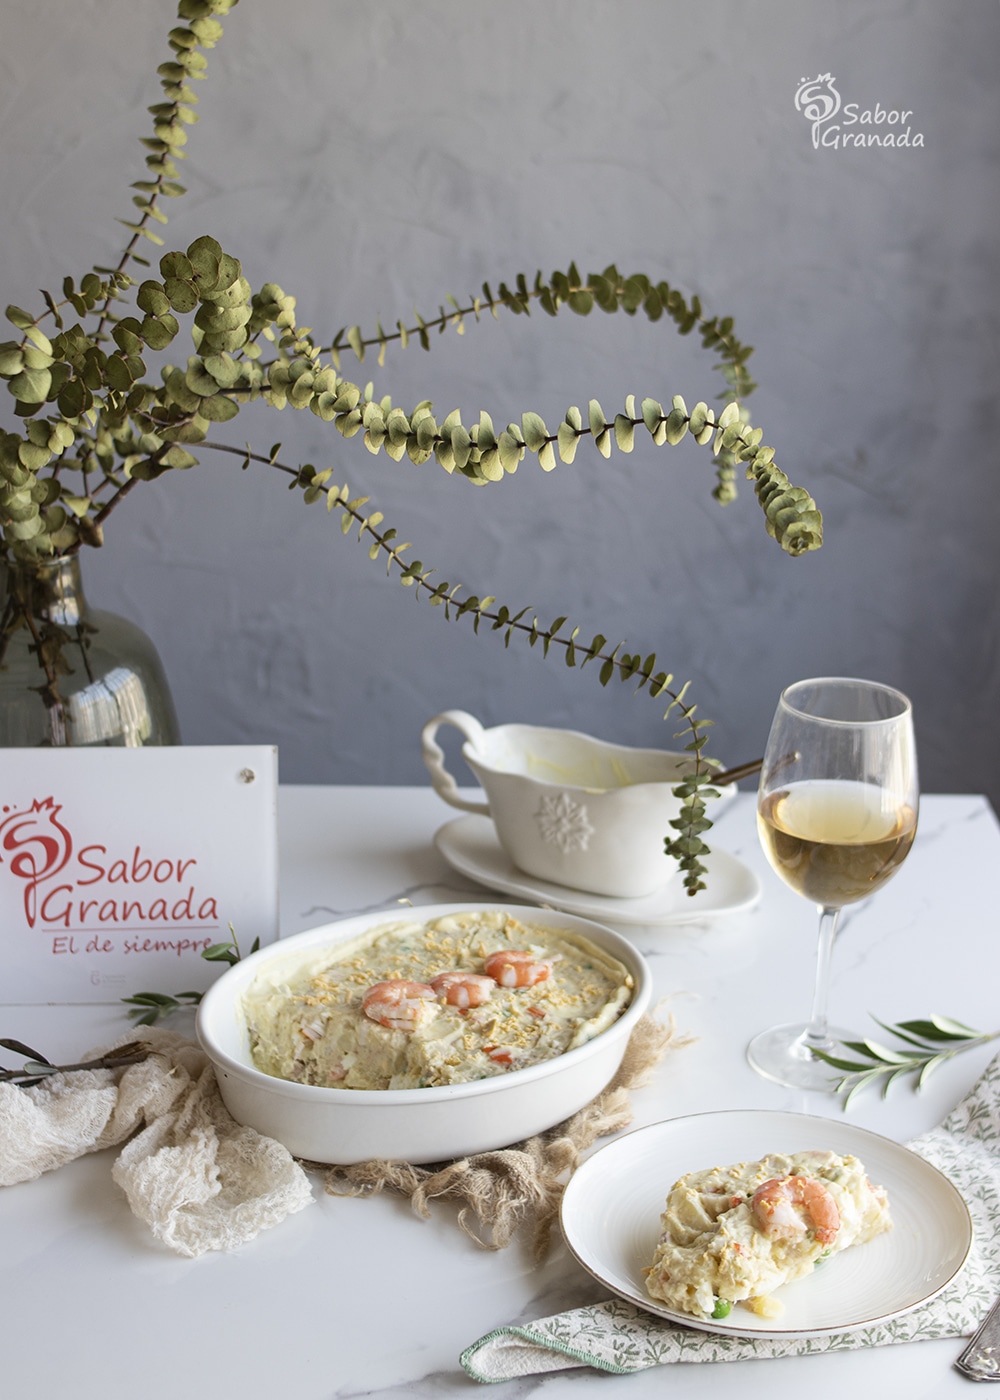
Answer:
top-left (747, 677), bottom-right (918, 1090)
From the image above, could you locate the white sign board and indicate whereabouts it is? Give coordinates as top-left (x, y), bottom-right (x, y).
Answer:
top-left (0, 746), bottom-right (278, 1003)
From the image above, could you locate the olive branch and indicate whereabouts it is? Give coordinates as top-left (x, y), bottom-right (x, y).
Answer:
top-left (0, 1037), bottom-right (153, 1087)
top-left (0, 0), bottom-right (824, 896)
top-left (121, 922), bottom-right (256, 1025)
top-left (812, 1014), bottom-right (1000, 1109)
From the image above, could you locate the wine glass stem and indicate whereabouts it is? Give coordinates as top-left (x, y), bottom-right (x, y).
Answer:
top-left (804, 904), bottom-right (842, 1053)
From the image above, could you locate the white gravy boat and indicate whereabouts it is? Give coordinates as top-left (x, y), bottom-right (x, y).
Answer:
top-left (421, 710), bottom-right (735, 899)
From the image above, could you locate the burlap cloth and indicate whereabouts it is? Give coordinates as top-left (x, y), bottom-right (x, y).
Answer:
top-left (0, 1013), bottom-right (680, 1258)
top-left (315, 1011), bottom-right (681, 1257)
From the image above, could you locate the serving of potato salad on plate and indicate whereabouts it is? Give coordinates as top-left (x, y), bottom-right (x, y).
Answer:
top-left (645, 1149), bottom-right (892, 1321)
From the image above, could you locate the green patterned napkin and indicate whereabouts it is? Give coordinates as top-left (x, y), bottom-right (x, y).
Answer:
top-left (462, 1054), bottom-right (1000, 1382)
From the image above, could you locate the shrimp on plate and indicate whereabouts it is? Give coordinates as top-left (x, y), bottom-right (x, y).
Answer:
top-left (750, 1173), bottom-right (841, 1245)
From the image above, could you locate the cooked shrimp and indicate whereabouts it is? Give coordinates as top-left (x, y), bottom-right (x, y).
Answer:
top-left (430, 971), bottom-right (496, 1009)
top-left (482, 949), bottom-right (551, 988)
top-left (750, 1174), bottom-right (840, 1245)
top-left (361, 979), bottom-right (437, 1031)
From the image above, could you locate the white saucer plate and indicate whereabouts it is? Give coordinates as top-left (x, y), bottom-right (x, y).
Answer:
top-left (560, 1109), bottom-right (972, 1339)
top-left (433, 815), bottom-right (761, 926)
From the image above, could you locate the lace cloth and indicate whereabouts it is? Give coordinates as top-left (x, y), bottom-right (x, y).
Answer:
top-left (0, 1027), bottom-right (313, 1257)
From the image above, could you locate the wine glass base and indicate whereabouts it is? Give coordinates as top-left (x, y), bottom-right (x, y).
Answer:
top-left (747, 1022), bottom-right (856, 1092)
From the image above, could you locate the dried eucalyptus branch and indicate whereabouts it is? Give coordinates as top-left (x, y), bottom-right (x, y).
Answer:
top-left (812, 1015), bottom-right (1000, 1109)
top-left (329, 264), bottom-right (758, 406)
top-left (0, 0), bottom-right (823, 899)
top-left (0, 1037), bottom-right (152, 1087)
top-left (204, 437), bottom-right (724, 887)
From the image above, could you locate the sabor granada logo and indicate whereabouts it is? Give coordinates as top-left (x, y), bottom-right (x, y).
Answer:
top-left (0, 797), bottom-right (72, 926)
top-left (794, 73), bottom-right (925, 149)
top-left (0, 794), bottom-right (219, 956)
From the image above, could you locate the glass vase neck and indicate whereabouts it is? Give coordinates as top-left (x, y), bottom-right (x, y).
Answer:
top-left (0, 551), bottom-right (180, 748)
top-left (2, 553), bottom-right (88, 628)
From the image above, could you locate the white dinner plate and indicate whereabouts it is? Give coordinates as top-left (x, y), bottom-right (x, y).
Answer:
top-left (433, 815), bottom-right (761, 926)
top-left (560, 1109), bottom-right (972, 1339)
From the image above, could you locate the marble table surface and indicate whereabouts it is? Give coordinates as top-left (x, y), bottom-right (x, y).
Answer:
top-left (2, 785), bottom-right (998, 1400)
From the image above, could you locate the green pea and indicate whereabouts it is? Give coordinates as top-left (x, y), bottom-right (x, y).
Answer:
top-left (712, 1298), bottom-right (731, 1319)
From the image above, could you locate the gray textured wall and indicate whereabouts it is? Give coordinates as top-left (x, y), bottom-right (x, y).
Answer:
top-left (2, 0), bottom-right (998, 800)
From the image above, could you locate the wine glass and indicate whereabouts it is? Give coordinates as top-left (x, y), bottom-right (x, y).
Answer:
top-left (747, 677), bottom-right (918, 1090)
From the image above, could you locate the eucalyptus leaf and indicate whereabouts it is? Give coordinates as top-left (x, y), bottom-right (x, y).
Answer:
top-left (346, 325), bottom-right (365, 361)
top-left (198, 393), bottom-right (238, 421)
top-left (159, 251), bottom-right (193, 280)
top-left (24, 326), bottom-right (53, 355)
top-left (5, 305), bottom-right (35, 330)
top-left (8, 367), bottom-right (52, 403)
top-left (537, 440), bottom-right (556, 472)
top-left (0, 346), bottom-right (25, 377)
top-left (664, 407), bottom-right (689, 445)
top-left (521, 411), bottom-right (548, 453)
top-left (140, 314), bottom-right (179, 350)
top-left (136, 280), bottom-right (171, 316)
top-left (613, 414), bottom-right (635, 452)
top-left (164, 276), bottom-right (198, 312)
top-left (587, 399), bottom-right (606, 438)
top-left (160, 445), bottom-right (198, 469)
top-left (23, 346), bottom-right (54, 371)
top-left (184, 359), bottom-right (219, 396)
top-left (450, 424), bottom-right (471, 470)
top-left (556, 422), bottom-right (579, 464)
top-left (203, 352), bottom-right (240, 388)
top-left (104, 357), bottom-right (133, 391)
top-left (497, 430), bottom-right (523, 472)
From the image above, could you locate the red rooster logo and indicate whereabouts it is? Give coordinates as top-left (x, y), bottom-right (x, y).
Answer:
top-left (0, 798), bottom-right (74, 927)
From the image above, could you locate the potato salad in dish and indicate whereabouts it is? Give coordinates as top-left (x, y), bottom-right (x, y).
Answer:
top-left (645, 1150), bottom-right (892, 1321)
top-left (243, 909), bottom-right (634, 1090)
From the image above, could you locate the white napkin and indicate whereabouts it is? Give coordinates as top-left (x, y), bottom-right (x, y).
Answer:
top-left (0, 1028), bottom-right (313, 1256)
top-left (462, 1053), bottom-right (1000, 1381)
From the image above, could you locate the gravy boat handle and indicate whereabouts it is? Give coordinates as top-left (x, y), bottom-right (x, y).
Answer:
top-left (421, 711), bottom-right (491, 816)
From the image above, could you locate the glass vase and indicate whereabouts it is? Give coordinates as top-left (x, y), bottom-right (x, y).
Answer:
top-left (0, 554), bottom-right (180, 747)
